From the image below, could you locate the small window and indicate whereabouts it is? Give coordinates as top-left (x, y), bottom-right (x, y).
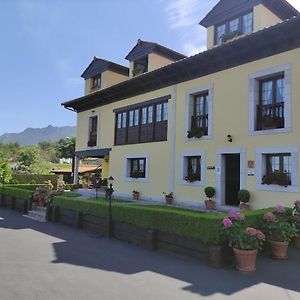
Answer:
top-left (122, 112), bottom-right (127, 128)
top-left (148, 106), bottom-right (153, 124)
top-left (262, 153), bottom-right (291, 186)
top-left (243, 12), bottom-right (253, 34)
top-left (92, 76), bottom-right (101, 89)
top-left (229, 18), bottom-right (239, 33)
top-left (190, 92), bottom-right (208, 136)
top-left (216, 24), bottom-right (226, 45)
top-left (129, 110), bottom-right (134, 127)
top-left (130, 158), bottom-right (146, 178)
top-left (185, 156), bottom-right (201, 182)
top-left (163, 102), bottom-right (168, 121)
top-left (134, 109), bottom-right (139, 126)
top-left (142, 107), bottom-right (147, 125)
top-left (156, 104), bottom-right (162, 122)
top-left (117, 114), bottom-right (122, 129)
top-left (88, 116), bottom-right (98, 147)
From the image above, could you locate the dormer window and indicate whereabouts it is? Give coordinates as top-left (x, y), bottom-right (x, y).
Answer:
top-left (215, 11), bottom-right (253, 45)
top-left (91, 76), bottom-right (101, 89)
top-left (132, 56), bottom-right (148, 77)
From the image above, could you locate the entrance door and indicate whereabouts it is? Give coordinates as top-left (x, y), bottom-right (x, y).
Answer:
top-left (225, 154), bottom-right (240, 206)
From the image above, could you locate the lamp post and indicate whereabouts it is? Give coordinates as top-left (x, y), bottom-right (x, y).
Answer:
top-left (106, 176), bottom-right (114, 237)
top-left (95, 170), bottom-right (101, 201)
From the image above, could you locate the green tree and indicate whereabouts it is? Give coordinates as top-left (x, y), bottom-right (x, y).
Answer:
top-left (57, 137), bottom-right (76, 160)
top-left (0, 154), bottom-right (12, 183)
top-left (38, 141), bottom-right (59, 163)
top-left (17, 146), bottom-right (40, 167)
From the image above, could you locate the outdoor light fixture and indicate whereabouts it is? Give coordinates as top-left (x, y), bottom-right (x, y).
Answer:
top-left (227, 135), bottom-right (233, 143)
top-left (106, 176), bottom-right (115, 237)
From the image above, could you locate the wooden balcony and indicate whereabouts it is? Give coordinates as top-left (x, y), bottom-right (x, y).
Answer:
top-left (87, 132), bottom-right (97, 147)
top-left (256, 102), bottom-right (284, 131)
top-left (191, 115), bottom-right (208, 135)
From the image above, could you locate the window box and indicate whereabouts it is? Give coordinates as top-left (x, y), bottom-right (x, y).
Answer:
top-left (262, 172), bottom-right (291, 187)
top-left (187, 127), bottom-right (206, 139)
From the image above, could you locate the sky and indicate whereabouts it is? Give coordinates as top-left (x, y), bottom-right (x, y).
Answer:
top-left (0, 0), bottom-right (299, 135)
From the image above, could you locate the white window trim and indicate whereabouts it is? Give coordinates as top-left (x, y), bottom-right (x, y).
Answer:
top-left (256, 146), bottom-right (298, 193)
top-left (123, 153), bottom-right (150, 183)
top-left (184, 84), bottom-right (213, 142)
top-left (248, 64), bottom-right (292, 136)
top-left (86, 111), bottom-right (99, 150)
top-left (179, 151), bottom-right (206, 186)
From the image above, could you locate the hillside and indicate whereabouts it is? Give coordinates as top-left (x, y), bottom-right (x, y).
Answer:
top-left (0, 125), bottom-right (76, 146)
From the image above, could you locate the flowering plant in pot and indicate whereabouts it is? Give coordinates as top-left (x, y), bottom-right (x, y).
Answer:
top-left (238, 189), bottom-right (251, 211)
top-left (222, 211), bottom-right (265, 272)
top-left (204, 186), bottom-right (216, 210)
top-left (262, 207), bottom-right (298, 259)
top-left (290, 200), bottom-right (300, 249)
top-left (132, 190), bottom-right (140, 201)
top-left (163, 192), bottom-right (173, 205)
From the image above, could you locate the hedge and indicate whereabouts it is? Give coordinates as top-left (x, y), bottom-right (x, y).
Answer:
top-left (12, 174), bottom-right (58, 187)
top-left (1, 186), bottom-right (33, 200)
top-left (7, 184), bottom-right (42, 191)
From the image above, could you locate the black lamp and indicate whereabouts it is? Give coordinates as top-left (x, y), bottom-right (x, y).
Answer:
top-left (227, 135), bottom-right (233, 143)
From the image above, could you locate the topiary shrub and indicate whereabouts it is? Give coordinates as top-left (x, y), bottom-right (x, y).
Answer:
top-left (238, 189), bottom-right (250, 204)
top-left (205, 186), bottom-right (216, 200)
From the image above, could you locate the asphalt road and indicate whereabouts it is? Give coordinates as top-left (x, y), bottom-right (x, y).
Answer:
top-left (0, 208), bottom-right (299, 300)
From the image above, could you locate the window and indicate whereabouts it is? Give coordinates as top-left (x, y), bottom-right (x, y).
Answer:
top-left (257, 74), bottom-right (285, 131)
top-left (185, 156), bottom-right (201, 182)
top-left (130, 158), bottom-right (146, 178)
top-left (180, 151), bottom-right (206, 185)
top-left (132, 56), bottom-right (148, 77)
top-left (216, 24), bottom-right (226, 45)
top-left (243, 12), bottom-right (253, 34)
top-left (92, 76), bottom-right (101, 89)
top-left (115, 99), bottom-right (169, 145)
top-left (229, 18), bottom-right (239, 33)
top-left (87, 116), bottom-right (98, 147)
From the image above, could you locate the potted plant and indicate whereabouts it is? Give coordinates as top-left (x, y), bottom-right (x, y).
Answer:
top-left (204, 186), bottom-right (216, 210)
top-left (185, 173), bottom-right (200, 183)
top-left (132, 190), bottom-right (140, 201)
top-left (222, 211), bottom-right (265, 272)
top-left (164, 192), bottom-right (173, 205)
top-left (238, 189), bottom-right (251, 211)
top-left (262, 207), bottom-right (298, 259)
top-left (290, 200), bottom-right (300, 249)
top-left (187, 128), bottom-right (204, 139)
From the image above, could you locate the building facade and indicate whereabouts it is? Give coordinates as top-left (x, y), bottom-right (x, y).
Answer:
top-left (63, 0), bottom-right (300, 209)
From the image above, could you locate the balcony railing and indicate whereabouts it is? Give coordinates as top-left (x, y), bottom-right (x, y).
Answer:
top-left (191, 115), bottom-right (208, 135)
top-left (256, 102), bottom-right (284, 130)
top-left (87, 131), bottom-right (97, 147)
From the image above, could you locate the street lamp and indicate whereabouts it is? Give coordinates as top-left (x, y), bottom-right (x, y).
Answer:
top-left (95, 170), bottom-right (101, 201)
top-left (106, 176), bottom-right (114, 237)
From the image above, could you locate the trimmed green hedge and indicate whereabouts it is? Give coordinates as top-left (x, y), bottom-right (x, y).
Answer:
top-left (12, 174), bottom-right (58, 187)
top-left (1, 186), bottom-right (33, 200)
top-left (7, 184), bottom-right (42, 191)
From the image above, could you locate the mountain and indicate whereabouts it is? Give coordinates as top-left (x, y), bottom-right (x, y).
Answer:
top-left (0, 125), bottom-right (76, 146)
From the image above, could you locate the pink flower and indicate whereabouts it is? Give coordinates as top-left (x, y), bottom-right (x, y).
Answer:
top-left (263, 212), bottom-right (277, 223)
top-left (275, 205), bottom-right (286, 214)
top-left (236, 213), bottom-right (245, 222)
top-left (294, 201), bottom-right (300, 209)
top-left (223, 218), bottom-right (233, 228)
top-left (256, 230), bottom-right (266, 241)
top-left (245, 227), bottom-right (257, 236)
top-left (228, 210), bottom-right (238, 219)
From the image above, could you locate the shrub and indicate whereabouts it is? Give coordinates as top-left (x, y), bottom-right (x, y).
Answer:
top-left (204, 187), bottom-right (215, 199)
top-left (238, 189), bottom-right (250, 204)
top-left (12, 174), bottom-right (58, 188)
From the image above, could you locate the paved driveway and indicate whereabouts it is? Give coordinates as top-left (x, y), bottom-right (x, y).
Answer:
top-left (0, 208), bottom-right (299, 300)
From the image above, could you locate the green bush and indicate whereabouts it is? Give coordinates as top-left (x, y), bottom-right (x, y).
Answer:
top-left (7, 184), bottom-right (41, 191)
top-left (1, 186), bottom-right (33, 200)
top-left (238, 189), bottom-right (250, 204)
top-left (204, 186), bottom-right (215, 199)
top-left (12, 174), bottom-right (58, 188)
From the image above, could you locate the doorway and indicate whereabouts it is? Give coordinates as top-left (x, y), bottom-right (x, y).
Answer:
top-left (224, 154), bottom-right (240, 206)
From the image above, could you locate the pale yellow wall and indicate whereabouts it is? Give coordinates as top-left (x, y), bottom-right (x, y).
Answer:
top-left (253, 4), bottom-right (282, 32)
top-left (129, 61), bottom-right (134, 78)
top-left (207, 26), bottom-right (215, 49)
top-left (148, 53), bottom-right (175, 72)
top-left (76, 48), bottom-right (300, 209)
top-left (84, 70), bottom-right (128, 95)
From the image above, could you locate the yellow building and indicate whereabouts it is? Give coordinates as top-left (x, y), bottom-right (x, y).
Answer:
top-left (62, 0), bottom-right (300, 210)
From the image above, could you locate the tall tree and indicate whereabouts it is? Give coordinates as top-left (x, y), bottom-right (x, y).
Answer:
top-left (17, 146), bottom-right (40, 167)
top-left (57, 137), bottom-right (76, 160)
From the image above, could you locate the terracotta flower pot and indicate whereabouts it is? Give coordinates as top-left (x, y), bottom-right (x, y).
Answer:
top-left (239, 203), bottom-right (251, 211)
top-left (233, 248), bottom-right (258, 272)
top-left (294, 235), bottom-right (300, 250)
top-left (269, 240), bottom-right (289, 259)
top-left (165, 197), bottom-right (173, 205)
top-left (205, 200), bottom-right (216, 210)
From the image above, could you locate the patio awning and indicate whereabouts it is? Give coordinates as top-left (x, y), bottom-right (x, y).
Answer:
top-left (75, 148), bottom-right (111, 158)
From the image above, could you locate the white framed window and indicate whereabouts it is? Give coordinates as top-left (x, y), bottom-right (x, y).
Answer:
top-left (229, 18), bottom-right (239, 33)
top-left (243, 12), bottom-right (253, 34)
top-left (249, 64), bottom-right (292, 136)
top-left (179, 151), bottom-right (206, 186)
top-left (124, 153), bottom-right (150, 183)
top-left (87, 113), bottom-right (99, 148)
top-left (184, 84), bottom-right (213, 141)
top-left (216, 24), bottom-right (226, 45)
top-left (256, 147), bottom-right (298, 193)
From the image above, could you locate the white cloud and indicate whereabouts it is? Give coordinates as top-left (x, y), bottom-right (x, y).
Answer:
top-left (287, 0), bottom-right (300, 11)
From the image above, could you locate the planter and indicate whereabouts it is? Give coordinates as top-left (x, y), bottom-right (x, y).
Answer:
top-left (239, 203), bottom-right (251, 211)
top-left (31, 202), bottom-right (38, 210)
top-left (205, 200), bottom-right (216, 210)
top-left (269, 240), bottom-right (289, 259)
top-left (165, 197), bottom-right (173, 205)
top-left (294, 235), bottom-right (300, 250)
top-left (132, 193), bottom-right (140, 201)
top-left (233, 248), bottom-right (258, 272)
